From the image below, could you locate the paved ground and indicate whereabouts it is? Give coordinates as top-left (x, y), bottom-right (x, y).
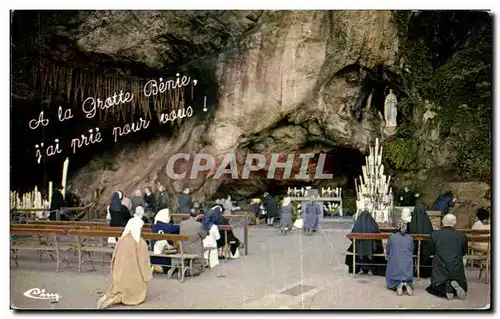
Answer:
top-left (10, 224), bottom-right (490, 310)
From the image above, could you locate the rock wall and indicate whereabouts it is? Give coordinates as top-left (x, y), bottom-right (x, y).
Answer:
top-left (67, 11), bottom-right (402, 213)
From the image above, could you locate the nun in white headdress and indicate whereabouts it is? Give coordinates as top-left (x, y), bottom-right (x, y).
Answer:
top-left (97, 217), bottom-right (152, 309)
top-left (202, 222), bottom-right (221, 268)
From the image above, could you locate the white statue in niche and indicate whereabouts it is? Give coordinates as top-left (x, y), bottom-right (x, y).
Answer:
top-left (384, 89), bottom-right (398, 128)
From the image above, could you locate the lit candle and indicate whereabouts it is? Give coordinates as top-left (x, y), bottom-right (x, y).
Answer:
top-left (61, 157), bottom-right (69, 198)
top-left (48, 181), bottom-right (53, 207)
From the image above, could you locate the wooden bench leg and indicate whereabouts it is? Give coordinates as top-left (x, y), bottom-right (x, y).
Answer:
top-left (12, 249), bottom-right (19, 267)
top-left (167, 263), bottom-right (176, 279)
top-left (56, 249), bottom-right (60, 272)
top-left (485, 258), bottom-right (490, 284)
top-left (64, 251), bottom-right (71, 268)
top-left (416, 241), bottom-right (421, 281)
top-left (77, 249), bottom-right (82, 272)
top-left (189, 259), bottom-right (194, 277)
top-left (352, 240), bottom-right (356, 278)
top-left (88, 252), bottom-right (96, 271)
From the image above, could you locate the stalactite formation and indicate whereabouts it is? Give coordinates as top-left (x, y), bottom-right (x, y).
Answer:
top-left (30, 60), bottom-right (190, 123)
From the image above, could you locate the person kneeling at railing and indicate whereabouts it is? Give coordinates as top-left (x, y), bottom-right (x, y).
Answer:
top-left (386, 219), bottom-right (414, 296)
top-left (344, 210), bottom-right (386, 276)
top-left (426, 214), bottom-right (468, 301)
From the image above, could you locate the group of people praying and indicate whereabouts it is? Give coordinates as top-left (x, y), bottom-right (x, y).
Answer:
top-left (249, 191), bottom-right (323, 235)
top-left (98, 187), bottom-right (246, 309)
top-left (345, 205), bottom-right (490, 300)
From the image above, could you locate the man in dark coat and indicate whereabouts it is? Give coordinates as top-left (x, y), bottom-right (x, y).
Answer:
top-left (426, 214), bottom-right (468, 300)
top-left (153, 184), bottom-right (170, 214)
top-left (49, 185), bottom-right (66, 221)
top-left (262, 193), bottom-right (278, 226)
top-left (178, 188), bottom-right (193, 214)
top-left (178, 210), bottom-right (207, 277)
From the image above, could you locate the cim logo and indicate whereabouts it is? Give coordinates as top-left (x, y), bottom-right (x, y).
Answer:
top-left (23, 288), bottom-right (61, 302)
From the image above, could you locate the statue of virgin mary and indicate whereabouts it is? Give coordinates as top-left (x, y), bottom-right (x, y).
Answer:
top-left (384, 89), bottom-right (398, 128)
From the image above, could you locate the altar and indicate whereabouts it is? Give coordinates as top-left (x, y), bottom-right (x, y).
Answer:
top-left (288, 187), bottom-right (343, 217)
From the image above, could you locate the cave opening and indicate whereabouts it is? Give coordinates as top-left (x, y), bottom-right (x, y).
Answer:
top-left (212, 145), bottom-right (365, 213)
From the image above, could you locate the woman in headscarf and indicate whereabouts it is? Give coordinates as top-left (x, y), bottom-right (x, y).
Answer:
top-left (108, 192), bottom-right (131, 227)
top-left (302, 199), bottom-right (322, 235)
top-left (279, 197), bottom-right (294, 234)
top-left (202, 221), bottom-right (221, 268)
top-left (400, 207), bottom-right (412, 228)
top-left (150, 208), bottom-right (180, 273)
top-left (407, 205), bottom-right (434, 278)
top-left (345, 211), bottom-right (386, 276)
top-left (386, 219), bottom-right (414, 296)
top-left (97, 217), bottom-right (152, 309)
top-left (134, 206), bottom-right (149, 224)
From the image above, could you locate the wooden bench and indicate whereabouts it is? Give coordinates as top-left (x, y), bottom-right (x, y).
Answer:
top-left (27, 220), bottom-right (154, 229)
top-left (346, 233), bottom-right (490, 283)
top-left (379, 227), bottom-right (490, 234)
top-left (171, 213), bottom-right (249, 256)
top-left (67, 230), bottom-right (198, 283)
top-left (10, 228), bottom-right (72, 272)
top-left (12, 206), bottom-right (92, 221)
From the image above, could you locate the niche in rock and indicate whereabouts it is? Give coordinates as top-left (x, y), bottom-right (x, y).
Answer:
top-left (360, 65), bottom-right (406, 126)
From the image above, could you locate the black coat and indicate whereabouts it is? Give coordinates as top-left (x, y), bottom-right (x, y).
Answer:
top-left (144, 194), bottom-right (154, 210)
top-left (408, 205), bottom-right (434, 260)
top-left (346, 211), bottom-right (383, 259)
top-left (398, 190), bottom-right (417, 206)
top-left (50, 190), bottom-right (65, 211)
top-left (154, 191), bottom-right (169, 213)
top-left (408, 205), bottom-right (434, 277)
top-left (109, 205), bottom-right (131, 227)
top-left (429, 227), bottom-right (468, 290)
top-left (263, 196), bottom-right (279, 218)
